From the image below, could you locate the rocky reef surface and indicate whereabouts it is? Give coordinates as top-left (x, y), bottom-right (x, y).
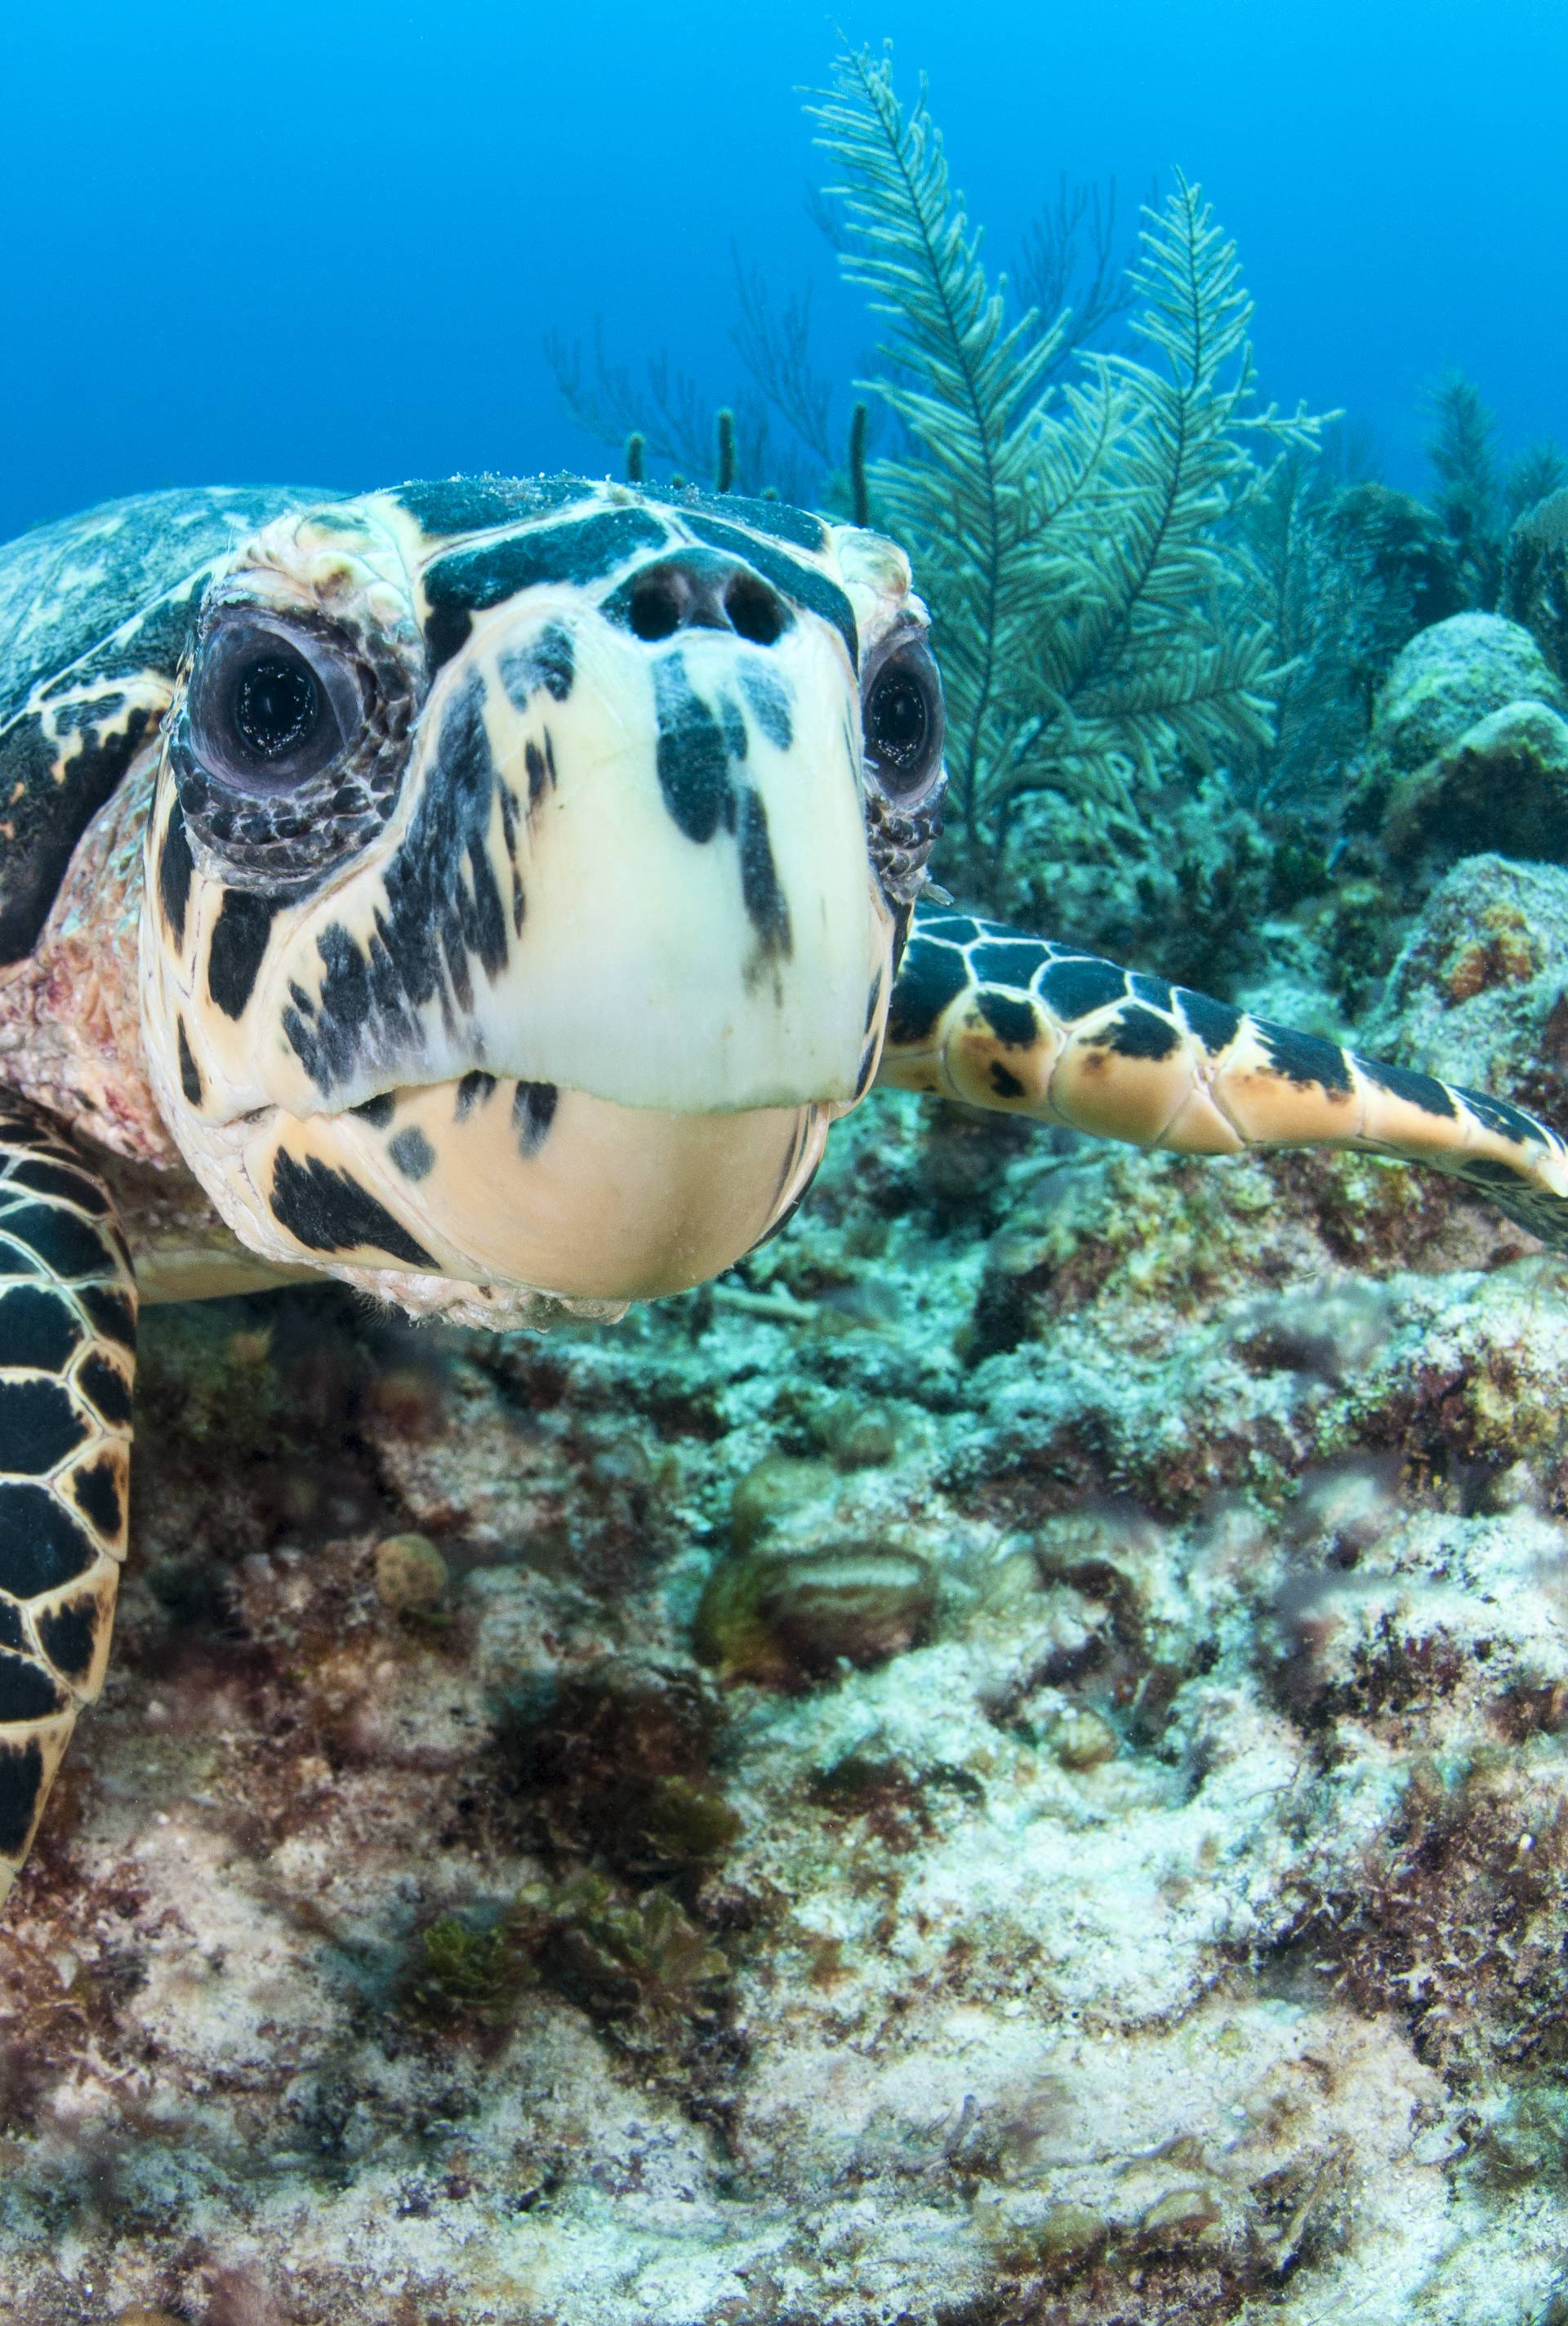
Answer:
top-left (9, 632), bottom-right (1563, 2307)
top-left (1348, 613), bottom-right (1568, 881)
top-left (6, 872), bottom-right (1568, 2324)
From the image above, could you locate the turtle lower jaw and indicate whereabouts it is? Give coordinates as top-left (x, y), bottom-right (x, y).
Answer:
top-left (198, 1072), bottom-right (835, 1308)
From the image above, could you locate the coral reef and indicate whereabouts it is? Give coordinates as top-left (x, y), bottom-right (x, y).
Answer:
top-left (1318, 482), bottom-right (1468, 712)
top-left (4, 840), bottom-right (1568, 2317)
top-left (1505, 488), bottom-right (1568, 683)
top-left (1361, 853), bottom-right (1568, 1121)
top-left (1345, 614), bottom-right (1568, 880)
top-left (11, 39), bottom-right (1568, 2326)
top-left (1357, 613), bottom-right (1566, 796)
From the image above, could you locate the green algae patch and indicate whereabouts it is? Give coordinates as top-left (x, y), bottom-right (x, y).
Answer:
top-left (409, 1908), bottom-right (535, 2029)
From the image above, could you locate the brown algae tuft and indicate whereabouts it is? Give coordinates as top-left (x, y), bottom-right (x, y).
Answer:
top-left (694, 1540), bottom-right (937, 1685)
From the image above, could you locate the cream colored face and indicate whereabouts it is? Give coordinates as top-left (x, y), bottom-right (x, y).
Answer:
top-left (138, 479), bottom-right (947, 1320)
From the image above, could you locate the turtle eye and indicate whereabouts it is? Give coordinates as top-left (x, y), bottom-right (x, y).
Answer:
top-left (188, 615), bottom-right (363, 795)
top-left (862, 639), bottom-right (944, 802)
top-left (234, 653), bottom-right (317, 758)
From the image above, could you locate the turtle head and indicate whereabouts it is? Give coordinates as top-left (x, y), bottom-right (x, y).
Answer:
top-left (139, 478), bottom-right (946, 1318)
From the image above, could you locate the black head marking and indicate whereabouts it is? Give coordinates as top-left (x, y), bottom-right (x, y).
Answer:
top-left (990, 1061), bottom-right (1026, 1098)
top-left (739, 662), bottom-right (794, 751)
top-left (388, 1127), bottom-right (435, 1181)
top-left (397, 475), bottom-right (592, 537)
top-left (653, 653), bottom-right (735, 844)
top-left (513, 1081), bottom-right (559, 1157)
top-left (422, 507), bottom-right (669, 673)
top-left (423, 604), bottom-right (473, 671)
top-left (270, 1151), bottom-right (435, 1267)
top-left (176, 1018), bottom-right (203, 1106)
top-left (719, 692), bottom-right (748, 763)
top-left (0, 704), bottom-right (153, 967)
top-left (969, 939), bottom-right (1050, 988)
top-left (737, 791), bottom-right (792, 965)
top-left (497, 779), bottom-right (526, 936)
top-left (456, 1071), bottom-right (497, 1121)
top-left (283, 673), bottom-right (510, 1098)
top-left (499, 622), bottom-right (576, 709)
top-left (207, 890), bottom-right (280, 1020)
top-left (158, 804), bottom-right (194, 947)
top-left (644, 484), bottom-right (829, 553)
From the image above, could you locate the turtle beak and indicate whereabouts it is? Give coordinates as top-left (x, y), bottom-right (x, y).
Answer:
top-left (237, 590), bottom-right (892, 1122)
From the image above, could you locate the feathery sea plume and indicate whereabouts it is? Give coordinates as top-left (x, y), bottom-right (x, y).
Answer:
top-left (812, 47), bottom-right (1324, 880)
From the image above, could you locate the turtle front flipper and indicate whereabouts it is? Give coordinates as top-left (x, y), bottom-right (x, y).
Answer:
top-left (0, 1098), bottom-right (135, 1906)
top-left (880, 907), bottom-right (1568, 1251)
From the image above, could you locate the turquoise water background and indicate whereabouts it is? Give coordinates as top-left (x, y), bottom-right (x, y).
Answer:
top-left (2, 0), bottom-right (1563, 536)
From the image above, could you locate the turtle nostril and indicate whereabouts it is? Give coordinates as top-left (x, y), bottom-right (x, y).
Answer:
top-left (610, 553), bottom-right (792, 647)
top-left (724, 572), bottom-right (786, 647)
top-left (626, 572), bottom-right (684, 641)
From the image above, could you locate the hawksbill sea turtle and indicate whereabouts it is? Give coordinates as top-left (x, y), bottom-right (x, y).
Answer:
top-left (0, 470), bottom-right (1562, 1904)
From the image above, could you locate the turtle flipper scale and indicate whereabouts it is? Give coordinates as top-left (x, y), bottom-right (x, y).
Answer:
top-left (0, 1098), bottom-right (135, 1906)
top-left (880, 906), bottom-right (1568, 1252)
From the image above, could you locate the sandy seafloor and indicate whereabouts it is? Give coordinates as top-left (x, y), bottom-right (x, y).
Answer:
top-left (6, 863), bottom-right (1568, 2323)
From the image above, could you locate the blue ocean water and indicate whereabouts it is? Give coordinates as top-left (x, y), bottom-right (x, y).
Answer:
top-left (2, 0), bottom-right (1563, 541)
